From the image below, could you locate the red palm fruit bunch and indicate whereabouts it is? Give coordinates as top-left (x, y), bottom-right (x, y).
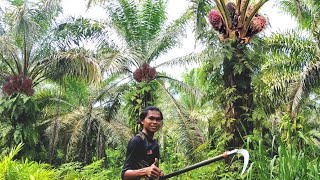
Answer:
top-left (248, 15), bottom-right (267, 35)
top-left (133, 63), bottom-right (157, 82)
top-left (208, 9), bottom-right (224, 33)
top-left (208, 1), bottom-right (267, 42)
top-left (2, 75), bottom-right (35, 96)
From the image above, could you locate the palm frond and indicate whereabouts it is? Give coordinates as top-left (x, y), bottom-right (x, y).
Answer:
top-left (263, 28), bottom-right (320, 117)
top-left (95, 82), bottom-right (128, 121)
top-left (267, 31), bottom-right (316, 64)
top-left (186, 0), bottom-right (212, 40)
top-left (278, 0), bottom-right (313, 30)
top-left (96, 115), bottom-right (132, 147)
top-left (62, 108), bottom-right (88, 161)
top-left (289, 59), bottom-right (320, 117)
top-left (94, 76), bottom-right (131, 103)
top-left (0, 36), bottom-right (21, 75)
top-left (157, 81), bottom-right (196, 158)
top-left (147, 12), bottom-right (188, 60)
top-left (9, 2), bottom-right (53, 74)
top-left (155, 76), bottom-right (203, 100)
top-left (42, 49), bottom-right (102, 85)
top-left (139, 0), bottom-right (167, 48)
top-left (40, 0), bottom-right (62, 16)
top-left (261, 31), bottom-right (316, 96)
top-left (0, 8), bottom-right (4, 35)
top-left (156, 79), bottom-right (206, 161)
top-left (155, 47), bottom-right (214, 68)
top-left (107, 0), bottom-right (140, 48)
top-left (34, 88), bottom-right (74, 112)
top-left (102, 94), bottom-right (122, 121)
top-left (308, 129), bottom-right (320, 148)
top-left (61, 106), bottom-right (130, 162)
top-left (99, 49), bottom-right (139, 74)
top-left (53, 17), bottom-right (104, 49)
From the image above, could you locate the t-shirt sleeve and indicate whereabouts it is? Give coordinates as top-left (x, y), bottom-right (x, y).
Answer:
top-left (155, 143), bottom-right (160, 160)
top-left (121, 136), bottom-right (144, 179)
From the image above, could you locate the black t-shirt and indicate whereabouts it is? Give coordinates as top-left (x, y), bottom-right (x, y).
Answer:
top-left (121, 132), bottom-right (160, 179)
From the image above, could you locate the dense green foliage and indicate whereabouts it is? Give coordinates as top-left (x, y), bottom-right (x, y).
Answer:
top-left (1, 0), bottom-right (320, 179)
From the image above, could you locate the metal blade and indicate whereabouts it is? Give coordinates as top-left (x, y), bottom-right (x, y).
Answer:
top-left (237, 149), bottom-right (249, 175)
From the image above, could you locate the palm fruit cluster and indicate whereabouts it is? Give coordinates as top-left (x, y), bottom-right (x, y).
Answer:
top-left (208, 10), bottom-right (225, 33)
top-left (2, 75), bottom-right (35, 96)
top-left (208, 1), bottom-right (267, 43)
top-left (249, 15), bottom-right (267, 35)
top-left (133, 63), bottom-right (157, 82)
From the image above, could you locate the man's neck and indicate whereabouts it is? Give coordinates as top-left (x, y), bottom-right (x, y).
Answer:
top-left (142, 129), bottom-right (154, 138)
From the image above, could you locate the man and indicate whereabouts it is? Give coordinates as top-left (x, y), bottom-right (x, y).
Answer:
top-left (121, 106), bottom-right (164, 180)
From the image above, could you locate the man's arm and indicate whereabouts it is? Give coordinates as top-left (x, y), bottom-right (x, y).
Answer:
top-left (123, 158), bottom-right (162, 180)
top-left (121, 136), bottom-right (148, 179)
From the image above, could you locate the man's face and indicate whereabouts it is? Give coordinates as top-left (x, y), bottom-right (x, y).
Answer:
top-left (142, 110), bottom-right (163, 133)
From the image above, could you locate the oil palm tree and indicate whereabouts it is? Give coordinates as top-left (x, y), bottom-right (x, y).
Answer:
top-left (89, 0), bottom-right (202, 133)
top-left (164, 69), bottom-right (212, 161)
top-left (267, 0), bottom-right (320, 118)
top-left (256, 0), bottom-right (320, 145)
top-left (0, 0), bottom-right (64, 158)
top-left (181, 0), bottom-right (269, 148)
top-left (0, 0), bottom-right (103, 162)
top-left (0, 0), bottom-right (101, 97)
top-left (37, 77), bottom-right (132, 165)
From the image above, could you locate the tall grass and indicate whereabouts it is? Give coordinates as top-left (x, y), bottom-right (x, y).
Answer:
top-left (245, 134), bottom-right (320, 180)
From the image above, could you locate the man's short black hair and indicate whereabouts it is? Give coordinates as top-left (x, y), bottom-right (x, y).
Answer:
top-left (138, 106), bottom-right (163, 125)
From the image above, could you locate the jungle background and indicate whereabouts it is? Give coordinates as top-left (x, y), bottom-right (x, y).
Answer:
top-left (1, 0), bottom-right (320, 179)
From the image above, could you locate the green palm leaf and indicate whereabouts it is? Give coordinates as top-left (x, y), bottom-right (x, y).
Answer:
top-left (43, 49), bottom-right (102, 85)
top-left (289, 59), bottom-right (320, 117)
top-left (264, 23), bottom-right (320, 116)
top-left (278, 0), bottom-right (313, 30)
top-left (146, 11), bottom-right (188, 60)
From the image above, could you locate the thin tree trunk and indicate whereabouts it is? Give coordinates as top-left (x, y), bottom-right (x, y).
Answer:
top-left (96, 125), bottom-right (106, 167)
top-left (222, 42), bottom-right (254, 149)
top-left (49, 79), bottom-right (62, 164)
top-left (143, 90), bottom-right (153, 108)
top-left (84, 105), bottom-right (93, 164)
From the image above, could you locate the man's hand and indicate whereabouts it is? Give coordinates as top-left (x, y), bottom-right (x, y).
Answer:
top-left (123, 158), bottom-right (164, 180)
top-left (145, 158), bottom-right (163, 179)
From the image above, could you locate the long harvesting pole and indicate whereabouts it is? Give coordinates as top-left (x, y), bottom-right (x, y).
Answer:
top-left (160, 149), bottom-right (249, 179)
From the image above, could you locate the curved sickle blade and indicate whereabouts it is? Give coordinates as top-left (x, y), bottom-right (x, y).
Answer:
top-left (237, 149), bottom-right (249, 175)
top-left (225, 149), bottom-right (249, 175)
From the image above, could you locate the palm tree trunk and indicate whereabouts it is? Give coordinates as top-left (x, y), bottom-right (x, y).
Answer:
top-left (222, 42), bottom-right (254, 149)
